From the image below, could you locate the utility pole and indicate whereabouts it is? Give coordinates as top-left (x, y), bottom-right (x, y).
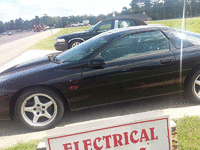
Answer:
top-left (187, 0), bottom-right (192, 17)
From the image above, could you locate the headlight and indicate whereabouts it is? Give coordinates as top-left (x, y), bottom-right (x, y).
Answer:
top-left (57, 38), bottom-right (65, 43)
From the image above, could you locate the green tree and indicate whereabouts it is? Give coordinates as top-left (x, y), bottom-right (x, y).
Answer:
top-left (130, 0), bottom-right (140, 14)
top-left (0, 21), bottom-right (6, 33)
top-left (15, 18), bottom-right (24, 30)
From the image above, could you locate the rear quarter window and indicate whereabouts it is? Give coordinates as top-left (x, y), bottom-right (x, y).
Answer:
top-left (162, 29), bottom-right (195, 49)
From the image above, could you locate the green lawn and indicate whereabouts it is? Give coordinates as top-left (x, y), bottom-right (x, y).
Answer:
top-left (174, 116), bottom-right (200, 149)
top-left (1, 139), bottom-right (43, 150)
top-left (2, 116), bottom-right (200, 150)
top-left (147, 17), bottom-right (200, 34)
top-left (29, 26), bottom-right (91, 50)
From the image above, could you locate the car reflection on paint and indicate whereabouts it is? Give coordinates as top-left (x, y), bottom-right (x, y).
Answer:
top-left (54, 17), bottom-right (147, 51)
top-left (1, 25), bottom-right (200, 130)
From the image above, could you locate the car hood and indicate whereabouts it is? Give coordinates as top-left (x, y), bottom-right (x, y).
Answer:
top-left (0, 55), bottom-right (65, 91)
top-left (1, 56), bottom-right (52, 75)
top-left (58, 30), bottom-right (89, 39)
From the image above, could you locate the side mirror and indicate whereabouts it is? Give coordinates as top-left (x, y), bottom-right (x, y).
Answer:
top-left (88, 56), bottom-right (105, 67)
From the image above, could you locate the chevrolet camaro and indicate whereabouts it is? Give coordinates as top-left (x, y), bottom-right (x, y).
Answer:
top-left (1, 25), bottom-right (200, 130)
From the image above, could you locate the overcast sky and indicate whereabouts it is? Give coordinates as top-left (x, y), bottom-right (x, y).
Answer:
top-left (0, 0), bottom-right (132, 23)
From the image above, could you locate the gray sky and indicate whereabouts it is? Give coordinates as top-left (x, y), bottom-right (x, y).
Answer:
top-left (0, 0), bottom-right (132, 22)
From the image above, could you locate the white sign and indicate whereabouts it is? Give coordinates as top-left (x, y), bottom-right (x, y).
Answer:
top-left (45, 116), bottom-right (172, 150)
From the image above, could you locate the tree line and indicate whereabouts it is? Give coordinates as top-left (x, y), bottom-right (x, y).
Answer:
top-left (1, 0), bottom-right (200, 34)
top-left (128, 0), bottom-right (200, 20)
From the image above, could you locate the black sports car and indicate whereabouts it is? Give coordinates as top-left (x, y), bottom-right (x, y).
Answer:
top-left (1, 25), bottom-right (200, 130)
top-left (54, 17), bottom-right (147, 51)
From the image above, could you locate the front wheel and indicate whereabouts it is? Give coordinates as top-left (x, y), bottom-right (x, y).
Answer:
top-left (15, 88), bottom-right (64, 130)
top-left (69, 40), bottom-right (82, 49)
top-left (186, 70), bottom-right (200, 104)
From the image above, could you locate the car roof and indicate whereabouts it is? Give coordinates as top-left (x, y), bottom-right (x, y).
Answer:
top-left (104, 25), bottom-right (171, 36)
top-left (103, 17), bottom-right (147, 25)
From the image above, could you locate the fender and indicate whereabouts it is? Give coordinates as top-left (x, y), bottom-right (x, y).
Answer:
top-left (68, 38), bottom-right (85, 44)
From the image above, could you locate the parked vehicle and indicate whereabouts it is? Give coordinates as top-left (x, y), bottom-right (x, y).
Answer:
top-left (1, 25), bottom-right (200, 130)
top-left (70, 22), bottom-right (80, 27)
top-left (33, 23), bottom-right (46, 32)
top-left (54, 17), bottom-right (147, 51)
top-left (83, 20), bottom-right (89, 26)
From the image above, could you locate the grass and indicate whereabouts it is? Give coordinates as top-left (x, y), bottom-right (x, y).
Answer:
top-left (1, 139), bottom-right (43, 150)
top-left (29, 26), bottom-right (91, 50)
top-left (174, 116), bottom-right (200, 149)
top-left (2, 116), bottom-right (200, 149)
top-left (147, 17), bottom-right (200, 34)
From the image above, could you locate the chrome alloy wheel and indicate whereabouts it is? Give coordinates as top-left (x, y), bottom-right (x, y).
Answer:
top-left (193, 75), bottom-right (200, 98)
top-left (71, 41), bottom-right (80, 48)
top-left (21, 94), bottom-right (57, 127)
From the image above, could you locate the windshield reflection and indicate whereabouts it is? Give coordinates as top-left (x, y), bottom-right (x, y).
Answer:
top-left (56, 33), bottom-right (111, 63)
top-left (87, 21), bottom-right (102, 32)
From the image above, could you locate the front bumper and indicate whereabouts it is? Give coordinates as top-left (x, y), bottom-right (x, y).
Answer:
top-left (54, 42), bottom-right (68, 51)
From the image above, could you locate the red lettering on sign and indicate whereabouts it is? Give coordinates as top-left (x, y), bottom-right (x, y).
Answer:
top-left (113, 134), bottom-right (123, 147)
top-left (93, 137), bottom-right (103, 150)
top-left (63, 143), bottom-right (72, 150)
top-left (74, 141), bottom-right (79, 150)
top-left (150, 127), bottom-right (158, 140)
top-left (82, 139), bottom-right (92, 150)
top-left (140, 129), bottom-right (150, 142)
top-left (130, 130), bottom-right (139, 143)
top-left (61, 127), bottom-right (159, 150)
top-left (102, 135), bottom-right (112, 149)
top-left (123, 132), bottom-right (129, 145)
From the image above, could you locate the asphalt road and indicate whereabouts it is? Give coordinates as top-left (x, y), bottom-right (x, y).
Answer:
top-left (0, 31), bottom-right (39, 45)
top-left (0, 29), bottom-right (60, 68)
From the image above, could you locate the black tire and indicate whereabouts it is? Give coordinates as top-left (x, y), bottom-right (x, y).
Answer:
top-left (69, 40), bottom-right (82, 49)
top-left (15, 87), bottom-right (64, 130)
top-left (186, 69), bottom-right (200, 104)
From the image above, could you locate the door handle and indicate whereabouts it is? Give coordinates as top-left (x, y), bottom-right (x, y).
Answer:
top-left (160, 59), bottom-right (174, 64)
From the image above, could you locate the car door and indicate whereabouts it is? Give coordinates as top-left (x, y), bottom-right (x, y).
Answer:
top-left (69, 30), bottom-right (177, 109)
top-left (99, 30), bottom-right (177, 101)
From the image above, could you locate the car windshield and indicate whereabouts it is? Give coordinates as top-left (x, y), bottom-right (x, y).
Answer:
top-left (87, 21), bottom-right (102, 32)
top-left (56, 32), bottom-right (112, 63)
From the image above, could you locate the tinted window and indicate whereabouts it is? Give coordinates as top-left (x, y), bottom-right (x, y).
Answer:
top-left (98, 21), bottom-right (114, 32)
top-left (57, 33), bottom-right (112, 63)
top-left (118, 20), bottom-right (136, 28)
top-left (162, 29), bottom-right (195, 49)
top-left (88, 21), bottom-right (102, 32)
top-left (100, 31), bottom-right (169, 62)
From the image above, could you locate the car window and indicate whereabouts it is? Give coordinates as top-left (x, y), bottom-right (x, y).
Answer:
top-left (88, 21), bottom-right (102, 32)
top-left (98, 21), bottom-right (114, 32)
top-left (118, 20), bottom-right (136, 28)
top-left (162, 29), bottom-right (195, 49)
top-left (56, 33), bottom-right (112, 63)
top-left (100, 31), bottom-right (169, 62)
